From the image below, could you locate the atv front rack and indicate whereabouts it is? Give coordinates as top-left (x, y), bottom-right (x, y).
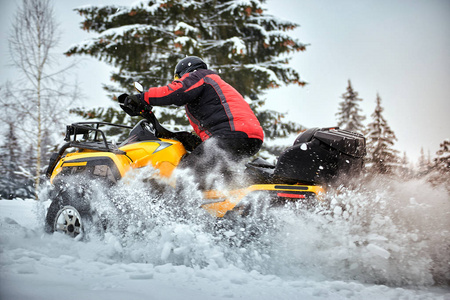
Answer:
top-left (45, 122), bottom-right (132, 179)
top-left (64, 122), bottom-right (132, 153)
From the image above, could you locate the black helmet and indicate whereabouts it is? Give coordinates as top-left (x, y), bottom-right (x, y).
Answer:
top-left (174, 56), bottom-right (207, 79)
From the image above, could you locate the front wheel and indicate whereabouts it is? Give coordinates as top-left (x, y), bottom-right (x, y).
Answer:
top-left (45, 183), bottom-right (96, 239)
top-left (52, 205), bottom-right (84, 238)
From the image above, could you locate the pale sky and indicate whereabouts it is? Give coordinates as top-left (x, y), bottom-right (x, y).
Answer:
top-left (264, 0), bottom-right (450, 162)
top-left (1, 0), bottom-right (449, 162)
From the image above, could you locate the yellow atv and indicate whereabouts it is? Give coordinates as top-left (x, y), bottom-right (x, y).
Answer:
top-left (44, 84), bottom-right (365, 238)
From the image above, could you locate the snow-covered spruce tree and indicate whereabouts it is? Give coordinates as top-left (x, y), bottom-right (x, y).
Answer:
top-left (0, 83), bottom-right (35, 199)
top-left (397, 151), bottom-right (413, 179)
top-left (427, 139), bottom-right (450, 190)
top-left (0, 123), bottom-right (34, 199)
top-left (365, 94), bottom-right (399, 175)
top-left (417, 147), bottom-right (432, 176)
top-left (434, 140), bottom-right (450, 173)
top-left (335, 80), bottom-right (365, 133)
top-left (65, 0), bottom-right (307, 156)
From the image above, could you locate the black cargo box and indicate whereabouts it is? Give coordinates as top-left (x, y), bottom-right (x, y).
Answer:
top-left (273, 127), bottom-right (366, 184)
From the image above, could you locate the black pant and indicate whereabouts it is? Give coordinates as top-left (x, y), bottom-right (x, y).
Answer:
top-left (180, 137), bottom-right (262, 189)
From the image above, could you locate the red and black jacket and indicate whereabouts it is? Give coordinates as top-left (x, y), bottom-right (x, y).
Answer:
top-left (143, 69), bottom-right (264, 142)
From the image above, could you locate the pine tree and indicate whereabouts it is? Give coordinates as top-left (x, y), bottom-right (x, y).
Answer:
top-left (432, 140), bottom-right (450, 175)
top-left (426, 139), bottom-right (450, 191)
top-left (336, 80), bottom-right (365, 133)
top-left (417, 147), bottom-right (430, 176)
top-left (434, 140), bottom-right (449, 172)
top-left (397, 151), bottom-right (413, 178)
top-left (366, 94), bottom-right (399, 174)
top-left (0, 123), bottom-right (34, 199)
top-left (65, 0), bottom-right (307, 155)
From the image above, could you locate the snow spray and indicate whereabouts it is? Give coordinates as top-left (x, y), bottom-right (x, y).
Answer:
top-left (36, 168), bottom-right (450, 287)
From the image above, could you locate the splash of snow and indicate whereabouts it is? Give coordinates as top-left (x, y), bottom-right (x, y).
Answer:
top-left (1, 176), bottom-right (449, 299)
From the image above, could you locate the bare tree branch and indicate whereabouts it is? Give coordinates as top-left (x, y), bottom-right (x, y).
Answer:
top-left (4, 0), bottom-right (80, 199)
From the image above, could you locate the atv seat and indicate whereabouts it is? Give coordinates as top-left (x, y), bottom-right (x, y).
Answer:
top-left (245, 157), bottom-right (275, 183)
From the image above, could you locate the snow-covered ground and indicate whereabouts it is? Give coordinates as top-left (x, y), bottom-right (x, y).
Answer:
top-left (1, 175), bottom-right (449, 300)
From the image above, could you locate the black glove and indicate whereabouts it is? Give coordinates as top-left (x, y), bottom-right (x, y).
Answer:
top-left (118, 93), bottom-right (129, 104)
top-left (125, 93), bottom-right (142, 107)
top-left (119, 93), bottom-right (146, 116)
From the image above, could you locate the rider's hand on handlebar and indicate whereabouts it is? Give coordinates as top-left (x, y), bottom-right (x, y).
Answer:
top-left (118, 93), bottom-right (148, 116)
top-left (125, 94), bottom-right (141, 106)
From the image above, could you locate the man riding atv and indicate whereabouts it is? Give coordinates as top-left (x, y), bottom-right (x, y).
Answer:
top-left (45, 57), bottom-right (366, 237)
top-left (123, 56), bottom-right (264, 189)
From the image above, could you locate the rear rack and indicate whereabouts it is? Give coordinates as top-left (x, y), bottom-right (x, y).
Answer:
top-left (65, 122), bottom-right (132, 154)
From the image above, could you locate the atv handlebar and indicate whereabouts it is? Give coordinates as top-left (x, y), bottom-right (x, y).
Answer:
top-left (118, 93), bottom-right (153, 117)
top-left (118, 82), bottom-right (202, 150)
